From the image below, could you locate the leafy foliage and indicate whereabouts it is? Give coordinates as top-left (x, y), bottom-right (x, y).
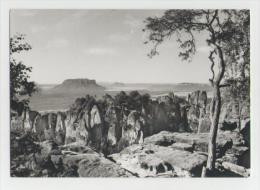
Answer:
top-left (10, 34), bottom-right (37, 110)
top-left (144, 9), bottom-right (250, 85)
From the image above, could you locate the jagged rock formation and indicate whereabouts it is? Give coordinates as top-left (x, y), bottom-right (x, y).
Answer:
top-left (10, 90), bottom-right (250, 177)
top-left (187, 90), bottom-right (210, 133)
top-left (121, 111), bottom-right (144, 145)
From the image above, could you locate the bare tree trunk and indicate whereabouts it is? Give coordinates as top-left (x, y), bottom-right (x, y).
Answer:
top-left (202, 84), bottom-right (221, 176)
top-left (202, 45), bottom-right (225, 177)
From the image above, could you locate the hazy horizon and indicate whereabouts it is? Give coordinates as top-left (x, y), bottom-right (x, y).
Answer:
top-left (37, 79), bottom-right (211, 86)
top-left (10, 10), bottom-right (212, 84)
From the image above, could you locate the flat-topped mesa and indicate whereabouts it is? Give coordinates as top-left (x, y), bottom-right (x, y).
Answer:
top-left (52, 78), bottom-right (105, 93)
top-left (62, 79), bottom-right (97, 86)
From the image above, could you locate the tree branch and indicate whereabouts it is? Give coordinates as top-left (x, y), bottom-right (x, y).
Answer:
top-left (209, 49), bottom-right (216, 84)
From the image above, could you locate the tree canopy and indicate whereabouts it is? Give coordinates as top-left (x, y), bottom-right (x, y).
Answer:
top-left (143, 9), bottom-right (250, 175)
top-left (144, 9), bottom-right (249, 86)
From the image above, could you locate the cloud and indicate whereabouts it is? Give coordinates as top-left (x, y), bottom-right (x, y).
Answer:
top-left (45, 39), bottom-right (69, 49)
top-left (83, 47), bottom-right (119, 56)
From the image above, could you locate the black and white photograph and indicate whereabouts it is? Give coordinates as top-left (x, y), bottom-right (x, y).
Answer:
top-left (8, 8), bottom-right (252, 178)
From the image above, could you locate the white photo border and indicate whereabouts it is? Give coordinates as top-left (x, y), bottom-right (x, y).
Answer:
top-left (1, 0), bottom-right (260, 190)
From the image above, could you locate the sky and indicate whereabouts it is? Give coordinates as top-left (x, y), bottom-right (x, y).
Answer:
top-left (10, 9), bottom-right (212, 84)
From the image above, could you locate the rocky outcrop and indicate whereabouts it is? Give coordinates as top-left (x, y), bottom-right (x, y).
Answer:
top-left (187, 90), bottom-right (210, 133)
top-left (34, 113), bottom-right (53, 141)
top-left (11, 136), bottom-right (133, 177)
top-left (219, 98), bottom-right (249, 132)
top-left (121, 111), bottom-right (144, 145)
top-left (77, 154), bottom-right (134, 177)
top-left (109, 144), bottom-right (207, 177)
top-left (144, 131), bottom-right (244, 156)
top-left (86, 104), bottom-right (106, 151)
top-left (55, 112), bottom-right (67, 145)
top-left (188, 90), bottom-right (207, 110)
top-left (105, 105), bottom-right (121, 146)
top-left (197, 117), bottom-right (211, 133)
top-left (146, 96), bottom-right (187, 135)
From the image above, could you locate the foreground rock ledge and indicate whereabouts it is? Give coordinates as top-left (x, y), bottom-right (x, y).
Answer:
top-left (144, 131), bottom-right (245, 154)
top-left (109, 144), bottom-right (207, 177)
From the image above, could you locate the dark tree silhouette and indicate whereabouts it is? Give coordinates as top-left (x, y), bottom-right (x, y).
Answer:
top-left (10, 34), bottom-right (37, 113)
top-left (143, 9), bottom-right (249, 176)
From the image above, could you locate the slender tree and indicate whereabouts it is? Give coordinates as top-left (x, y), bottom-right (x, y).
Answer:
top-left (143, 9), bottom-right (249, 176)
top-left (10, 34), bottom-right (37, 112)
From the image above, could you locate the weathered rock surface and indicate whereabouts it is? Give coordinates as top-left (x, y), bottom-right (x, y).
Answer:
top-left (170, 142), bottom-right (194, 152)
top-left (109, 144), bottom-right (207, 177)
top-left (144, 131), bottom-right (242, 156)
top-left (187, 91), bottom-right (209, 133)
top-left (55, 112), bottom-right (67, 145)
top-left (197, 117), bottom-right (211, 133)
top-left (121, 111), bottom-right (144, 146)
top-left (105, 105), bottom-right (120, 146)
top-left (11, 131), bottom-right (133, 177)
top-left (78, 154), bottom-right (134, 177)
top-left (188, 90), bottom-right (207, 109)
top-left (10, 90), bottom-right (250, 177)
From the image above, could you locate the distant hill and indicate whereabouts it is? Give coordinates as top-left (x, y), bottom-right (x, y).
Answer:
top-left (113, 82), bottom-right (125, 86)
top-left (30, 81), bottom-right (212, 111)
top-left (148, 82), bottom-right (212, 92)
top-left (50, 78), bottom-right (105, 93)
